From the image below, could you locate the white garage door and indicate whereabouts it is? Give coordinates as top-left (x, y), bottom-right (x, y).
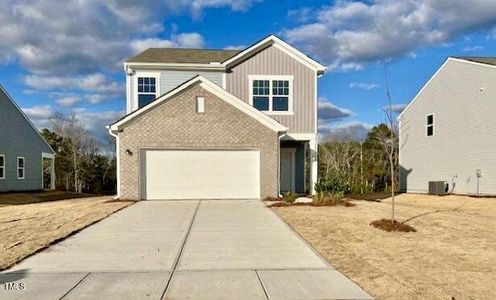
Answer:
top-left (142, 149), bottom-right (260, 200)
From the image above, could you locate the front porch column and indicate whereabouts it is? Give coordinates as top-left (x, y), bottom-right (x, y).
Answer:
top-left (309, 136), bottom-right (318, 195)
top-left (50, 157), bottom-right (56, 190)
top-left (42, 152), bottom-right (56, 190)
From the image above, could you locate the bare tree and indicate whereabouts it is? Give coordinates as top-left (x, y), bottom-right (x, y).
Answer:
top-left (52, 112), bottom-right (97, 193)
top-left (377, 61), bottom-right (399, 221)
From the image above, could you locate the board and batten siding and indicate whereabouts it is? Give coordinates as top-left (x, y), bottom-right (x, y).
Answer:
top-left (399, 58), bottom-right (496, 195)
top-left (0, 88), bottom-right (54, 192)
top-left (226, 45), bottom-right (316, 133)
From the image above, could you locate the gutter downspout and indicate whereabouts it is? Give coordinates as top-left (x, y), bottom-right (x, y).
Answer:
top-left (107, 126), bottom-right (120, 200)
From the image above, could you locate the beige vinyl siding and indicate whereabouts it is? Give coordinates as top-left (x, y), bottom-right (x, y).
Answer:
top-left (160, 70), bottom-right (223, 94)
top-left (226, 45), bottom-right (316, 133)
top-left (399, 58), bottom-right (496, 195)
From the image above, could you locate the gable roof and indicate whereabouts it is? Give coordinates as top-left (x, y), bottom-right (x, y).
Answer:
top-left (0, 84), bottom-right (55, 154)
top-left (109, 75), bottom-right (287, 133)
top-left (398, 56), bottom-right (496, 119)
top-left (126, 48), bottom-right (241, 64)
top-left (125, 35), bottom-right (327, 74)
top-left (454, 56), bottom-right (496, 66)
top-left (223, 35), bottom-right (327, 74)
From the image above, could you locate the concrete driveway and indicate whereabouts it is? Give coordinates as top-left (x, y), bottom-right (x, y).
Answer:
top-left (1, 200), bottom-right (372, 300)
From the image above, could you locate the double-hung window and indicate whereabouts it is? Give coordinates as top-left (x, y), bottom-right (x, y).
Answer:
top-left (250, 76), bottom-right (293, 113)
top-left (17, 157), bottom-right (25, 179)
top-left (0, 155), bottom-right (4, 179)
top-left (137, 77), bottom-right (157, 108)
top-left (426, 114), bottom-right (434, 137)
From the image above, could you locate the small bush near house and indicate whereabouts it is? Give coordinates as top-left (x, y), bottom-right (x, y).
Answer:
top-left (313, 192), bottom-right (355, 207)
top-left (370, 219), bottom-right (416, 232)
top-left (315, 173), bottom-right (350, 195)
top-left (283, 191), bottom-right (298, 203)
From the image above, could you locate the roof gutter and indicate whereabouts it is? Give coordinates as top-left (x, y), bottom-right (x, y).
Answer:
top-left (123, 62), bottom-right (226, 71)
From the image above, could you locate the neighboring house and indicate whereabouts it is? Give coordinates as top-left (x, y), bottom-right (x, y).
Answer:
top-left (109, 35), bottom-right (326, 200)
top-left (0, 85), bottom-right (55, 192)
top-left (399, 56), bottom-right (496, 196)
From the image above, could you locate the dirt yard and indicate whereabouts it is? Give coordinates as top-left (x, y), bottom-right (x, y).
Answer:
top-left (273, 194), bottom-right (496, 300)
top-left (0, 196), bottom-right (134, 270)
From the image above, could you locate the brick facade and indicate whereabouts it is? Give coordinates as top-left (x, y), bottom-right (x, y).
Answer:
top-left (118, 83), bottom-right (279, 200)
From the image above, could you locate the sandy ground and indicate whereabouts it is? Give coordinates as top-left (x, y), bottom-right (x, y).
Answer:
top-left (0, 196), bottom-right (134, 270)
top-left (273, 194), bottom-right (496, 300)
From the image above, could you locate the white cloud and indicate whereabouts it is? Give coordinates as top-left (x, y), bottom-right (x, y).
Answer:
top-left (22, 104), bottom-right (124, 142)
top-left (130, 33), bottom-right (206, 54)
top-left (349, 82), bottom-right (379, 90)
top-left (319, 122), bottom-right (373, 142)
top-left (285, 0), bottom-right (496, 70)
top-left (0, 1), bottom-right (259, 75)
top-left (462, 45), bottom-right (484, 52)
top-left (56, 96), bottom-right (81, 107)
top-left (287, 7), bottom-right (315, 23)
top-left (22, 105), bottom-right (55, 120)
top-left (24, 73), bottom-right (125, 96)
top-left (224, 45), bottom-right (246, 50)
top-left (318, 98), bottom-right (354, 121)
top-left (384, 103), bottom-right (408, 113)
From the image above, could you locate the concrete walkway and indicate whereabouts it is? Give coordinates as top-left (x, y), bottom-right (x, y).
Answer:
top-left (1, 200), bottom-right (372, 300)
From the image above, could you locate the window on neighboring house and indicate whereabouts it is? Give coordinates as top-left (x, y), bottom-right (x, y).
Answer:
top-left (251, 77), bottom-right (292, 113)
top-left (0, 155), bottom-right (4, 179)
top-left (426, 114), bottom-right (434, 137)
top-left (17, 157), bottom-right (25, 179)
top-left (137, 77), bottom-right (157, 108)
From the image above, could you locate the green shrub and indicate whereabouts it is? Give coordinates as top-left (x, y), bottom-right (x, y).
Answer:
top-left (312, 192), bottom-right (354, 207)
top-left (283, 191), bottom-right (298, 203)
top-left (315, 173), bottom-right (349, 195)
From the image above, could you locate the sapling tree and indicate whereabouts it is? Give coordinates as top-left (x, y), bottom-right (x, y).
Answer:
top-left (376, 61), bottom-right (399, 222)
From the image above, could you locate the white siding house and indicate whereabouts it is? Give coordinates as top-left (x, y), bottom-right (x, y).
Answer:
top-left (399, 57), bottom-right (496, 196)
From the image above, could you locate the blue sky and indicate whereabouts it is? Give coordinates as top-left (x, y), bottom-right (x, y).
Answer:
top-left (1, 0), bottom-right (496, 142)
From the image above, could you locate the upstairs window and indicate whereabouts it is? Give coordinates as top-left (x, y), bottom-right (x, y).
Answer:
top-left (249, 76), bottom-right (293, 113)
top-left (426, 114), bottom-right (434, 137)
top-left (253, 80), bottom-right (270, 111)
top-left (137, 77), bottom-right (157, 108)
top-left (17, 157), bottom-right (25, 179)
top-left (0, 155), bottom-right (4, 179)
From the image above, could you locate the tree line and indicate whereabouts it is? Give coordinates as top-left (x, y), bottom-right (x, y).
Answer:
top-left (318, 123), bottom-right (398, 195)
top-left (41, 113), bottom-right (116, 195)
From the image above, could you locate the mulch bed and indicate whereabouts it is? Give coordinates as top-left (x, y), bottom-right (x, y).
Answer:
top-left (269, 200), bottom-right (355, 208)
top-left (370, 218), bottom-right (416, 232)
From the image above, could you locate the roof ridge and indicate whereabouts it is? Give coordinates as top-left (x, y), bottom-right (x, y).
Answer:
top-left (145, 48), bottom-right (242, 51)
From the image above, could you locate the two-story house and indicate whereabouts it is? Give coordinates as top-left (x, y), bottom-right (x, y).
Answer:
top-left (0, 85), bottom-right (55, 192)
top-left (399, 56), bottom-right (496, 196)
top-left (109, 35), bottom-right (326, 200)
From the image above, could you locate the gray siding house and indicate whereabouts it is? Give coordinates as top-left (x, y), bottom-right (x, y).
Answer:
top-left (399, 57), bottom-right (496, 196)
top-left (0, 85), bottom-right (55, 192)
top-left (109, 35), bottom-right (326, 200)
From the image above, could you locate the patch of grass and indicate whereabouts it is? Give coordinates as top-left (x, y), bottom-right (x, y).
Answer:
top-left (370, 218), bottom-right (416, 232)
top-left (347, 192), bottom-right (401, 202)
top-left (283, 191), bottom-right (298, 204)
top-left (313, 196), bottom-right (355, 207)
top-left (0, 190), bottom-right (95, 206)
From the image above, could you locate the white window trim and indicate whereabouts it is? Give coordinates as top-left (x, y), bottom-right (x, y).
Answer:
top-left (133, 71), bottom-right (161, 111)
top-left (17, 157), bottom-right (25, 180)
top-left (0, 154), bottom-right (5, 179)
top-left (426, 113), bottom-right (435, 137)
top-left (248, 75), bottom-right (294, 115)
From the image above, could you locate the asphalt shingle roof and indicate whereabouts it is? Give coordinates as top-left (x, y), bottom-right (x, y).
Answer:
top-left (455, 56), bottom-right (496, 66)
top-left (126, 48), bottom-right (242, 64)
